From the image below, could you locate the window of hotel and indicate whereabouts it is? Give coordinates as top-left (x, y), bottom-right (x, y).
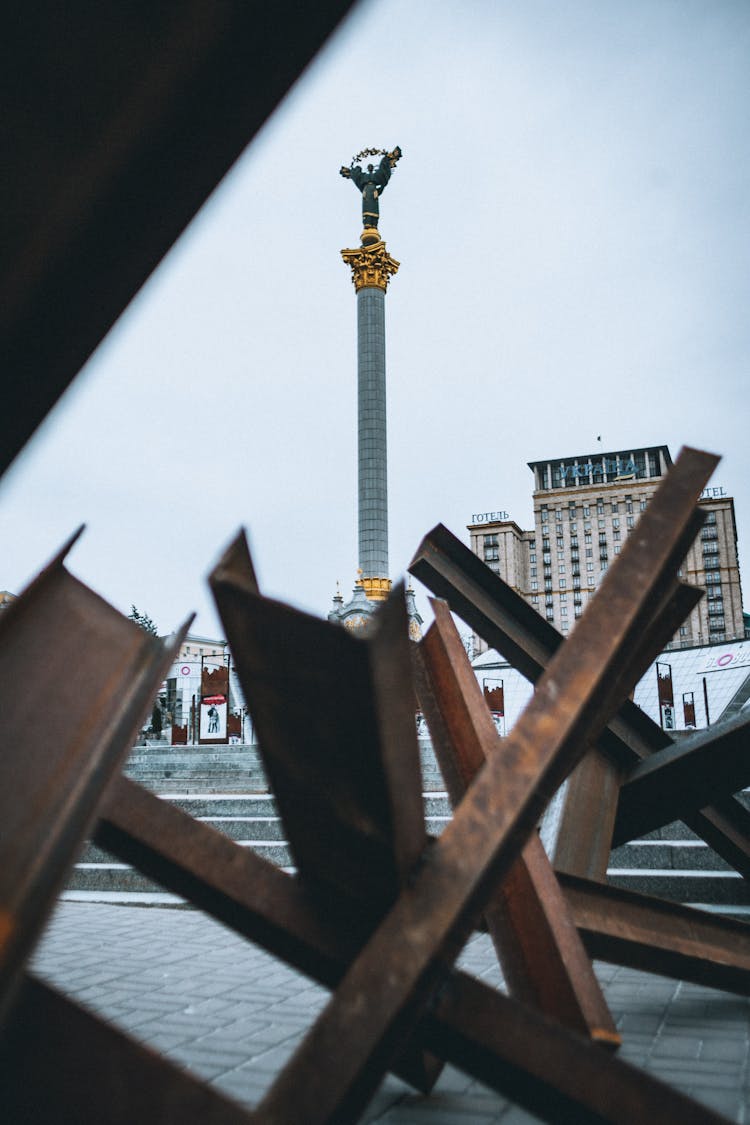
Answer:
top-left (598, 519), bottom-right (605, 529)
top-left (555, 510), bottom-right (563, 522)
top-left (585, 548), bottom-right (593, 557)
top-left (585, 533), bottom-right (592, 544)
top-left (626, 516), bottom-right (634, 528)
top-left (529, 539), bottom-right (536, 550)
top-left (543, 553), bottom-right (551, 564)
top-left (626, 498), bottom-right (633, 513)
top-left (613, 530), bottom-right (621, 540)
top-left (570, 521), bottom-right (577, 533)
top-left (586, 561), bottom-right (594, 571)
top-left (557, 537), bottom-right (564, 550)
top-left (560, 588), bottom-right (567, 597)
top-left (530, 567), bottom-right (537, 578)
top-left (614, 545), bottom-right (621, 554)
top-left (587, 575), bottom-right (595, 586)
top-left (601, 561), bottom-right (608, 572)
top-left (545, 579), bottom-right (552, 591)
top-left (558, 564), bottom-right (565, 574)
top-left (705, 512), bottom-right (717, 524)
top-left (596, 503), bottom-right (604, 515)
top-left (561, 605), bottom-right (568, 616)
top-left (639, 499), bottom-right (648, 511)
top-left (531, 580), bottom-right (538, 589)
top-left (543, 538), bottom-right (550, 551)
top-left (612, 518), bottom-right (620, 529)
top-left (529, 553), bottom-right (536, 563)
top-left (570, 536), bottom-right (578, 548)
top-left (584, 520), bottom-right (591, 531)
top-left (611, 502), bottom-right (619, 514)
top-left (583, 506), bottom-right (590, 517)
top-left (532, 595), bottom-right (539, 604)
top-left (574, 608), bottom-right (582, 618)
top-left (541, 509), bottom-right (549, 522)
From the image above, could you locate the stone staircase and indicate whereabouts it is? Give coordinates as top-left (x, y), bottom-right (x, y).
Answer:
top-left (65, 743), bottom-right (750, 916)
top-left (608, 812), bottom-right (750, 914)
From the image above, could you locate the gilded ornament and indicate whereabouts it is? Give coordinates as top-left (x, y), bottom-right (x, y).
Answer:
top-left (340, 241), bottom-right (400, 293)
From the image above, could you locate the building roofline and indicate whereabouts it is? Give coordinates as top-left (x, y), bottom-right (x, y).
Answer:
top-left (466, 519), bottom-right (529, 536)
top-left (527, 444), bottom-right (672, 472)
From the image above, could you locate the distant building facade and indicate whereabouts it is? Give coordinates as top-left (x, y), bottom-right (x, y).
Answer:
top-left (469, 445), bottom-right (744, 654)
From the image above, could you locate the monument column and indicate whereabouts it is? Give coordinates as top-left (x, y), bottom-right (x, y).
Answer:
top-left (340, 147), bottom-right (401, 604)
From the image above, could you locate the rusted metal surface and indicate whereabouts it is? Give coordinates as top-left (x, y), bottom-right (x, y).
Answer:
top-left (210, 532), bottom-right (425, 914)
top-left (415, 601), bottom-right (618, 1046)
top-left (97, 775), bottom-right (354, 985)
top-left (552, 753), bottom-right (624, 880)
top-left (561, 872), bottom-right (750, 995)
top-left (409, 498), bottom-right (750, 879)
top-left (1, 1), bottom-right (356, 480)
top-left (3, 450), bottom-right (738, 1124)
top-left (0, 533), bottom-right (188, 1025)
top-left (2, 976), bottom-right (251, 1124)
top-left (614, 709), bottom-right (750, 844)
top-left (425, 972), bottom-right (728, 1125)
top-left (251, 448), bottom-right (717, 1124)
top-left (97, 775), bottom-right (440, 1094)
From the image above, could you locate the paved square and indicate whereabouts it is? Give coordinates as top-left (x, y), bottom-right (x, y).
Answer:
top-left (29, 901), bottom-right (750, 1122)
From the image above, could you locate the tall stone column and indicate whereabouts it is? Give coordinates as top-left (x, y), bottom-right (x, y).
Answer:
top-left (341, 237), bottom-right (399, 602)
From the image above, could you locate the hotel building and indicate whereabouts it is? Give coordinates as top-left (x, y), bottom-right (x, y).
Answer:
top-left (469, 445), bottom-right (744, 653)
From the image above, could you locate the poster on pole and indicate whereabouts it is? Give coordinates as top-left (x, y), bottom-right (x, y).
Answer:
top-left (200, 694), bottom-right (227, 742)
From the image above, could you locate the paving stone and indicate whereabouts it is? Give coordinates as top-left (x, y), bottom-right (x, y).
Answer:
top-left (28, 901), bottom-right (750, 1123)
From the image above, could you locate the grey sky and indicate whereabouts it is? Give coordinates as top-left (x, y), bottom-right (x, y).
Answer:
top-left (1, 0), bottom-right (748, 637)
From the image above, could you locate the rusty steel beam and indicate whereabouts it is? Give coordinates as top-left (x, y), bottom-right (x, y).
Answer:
top-left (551, 580), bottom-right (702, 879)
top-left (1, 1), bottom-right (356, 479)
top-left (2, 976), bottom-right (250, 1124)
top-left (96, 781), bottom-right (738, 1123)
top-left (251, 448), bottom-right (717, 1124)
top-left (209, 532), bottom-right (426, 912)
top-left (560, 873), bottom-right (750, 995)
top-left (97, 775), bottom-right (355, 986)
top-left (552, 753), bottom-right (624, 880)
top-left (424, 971), bottom-right (729, 1125)
top-left (409, 506), bottom-right (750, 881)
top-left (415, 601), bottom-right (618, 1047)
top-left (97, 776), bottom-right (440, 1095)
top-left (614, 710), bottom-right (750, 844)
top-left (0, 533), bottom-right (188, 1025)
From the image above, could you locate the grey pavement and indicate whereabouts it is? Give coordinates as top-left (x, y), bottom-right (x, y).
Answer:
top-left (30, 900), bottom-right (750, 1123)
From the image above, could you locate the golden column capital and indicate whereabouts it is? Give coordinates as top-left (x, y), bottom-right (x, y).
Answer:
top-left (360, 576), bottom-right (392, 601)
top-left (340, 239), bottom-right (400, 293)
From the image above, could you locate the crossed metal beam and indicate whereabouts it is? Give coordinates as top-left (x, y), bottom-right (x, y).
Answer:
top-left (1, 447), bottom-right (746, 1124)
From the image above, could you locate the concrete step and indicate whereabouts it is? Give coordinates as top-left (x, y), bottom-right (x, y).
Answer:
top-left (121, 742), bottom-right (448, 795)
top-left (609, 840), bottom-right (735, 872)
top-left (69, 790), bottom-right (455, 895)
top-left (606, 869), bottom-right (750, 905)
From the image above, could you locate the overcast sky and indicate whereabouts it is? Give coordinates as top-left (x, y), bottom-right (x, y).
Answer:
top-left (2, 0), bottom-right (748, 638)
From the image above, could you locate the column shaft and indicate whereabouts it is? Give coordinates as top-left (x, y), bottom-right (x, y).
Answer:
top-left (357, 286), bottom-right (388, 579)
